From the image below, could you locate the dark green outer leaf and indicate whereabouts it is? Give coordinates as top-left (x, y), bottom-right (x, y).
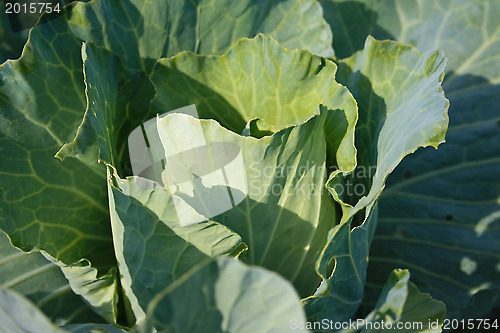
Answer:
top-left (320, 0), bottom-right (500, 317)
top-left (370, 128), bottom-right (500, 316)
top-left (0, 231), bottom-right (104, 326)
top-left (0, 7), bottom-right (114, 272)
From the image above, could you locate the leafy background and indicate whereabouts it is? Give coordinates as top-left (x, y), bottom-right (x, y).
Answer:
top-left (0, 0), bottom-right (499, 332)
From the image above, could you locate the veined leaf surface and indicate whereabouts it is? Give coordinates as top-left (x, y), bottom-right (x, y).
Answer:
top-left (0, 8), bottom-right (114, 274)
top-left (156, 112), bottom-right (337, 298)
top-left (0, 0), bottom-right (336, 323)
top-left (150, 34), bottom-right (357, 172)
top-left (68, 0), bottom-right (333, 74)
top-left (108, 170), bottom-right (246, 323)
top-left (109, 110), bottom-right (341, 304)
top-left (1, 0), bottom-right (334, 270)
top-left (331, 36), bottom-right (448, 223)
top-left (319, 0), bottom-right (500, 317)
top-left (139, 257), bottom-right (309, 333)
top-left (0, 231), bottom-right (104, 326)
top-left (66, 35), bottom-right (359, 300)
top-left (305, 37), bottom-right (448, 324)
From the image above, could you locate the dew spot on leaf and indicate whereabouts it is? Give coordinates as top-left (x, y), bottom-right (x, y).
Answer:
top-left (460, 257), bottom-right (477, 275)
